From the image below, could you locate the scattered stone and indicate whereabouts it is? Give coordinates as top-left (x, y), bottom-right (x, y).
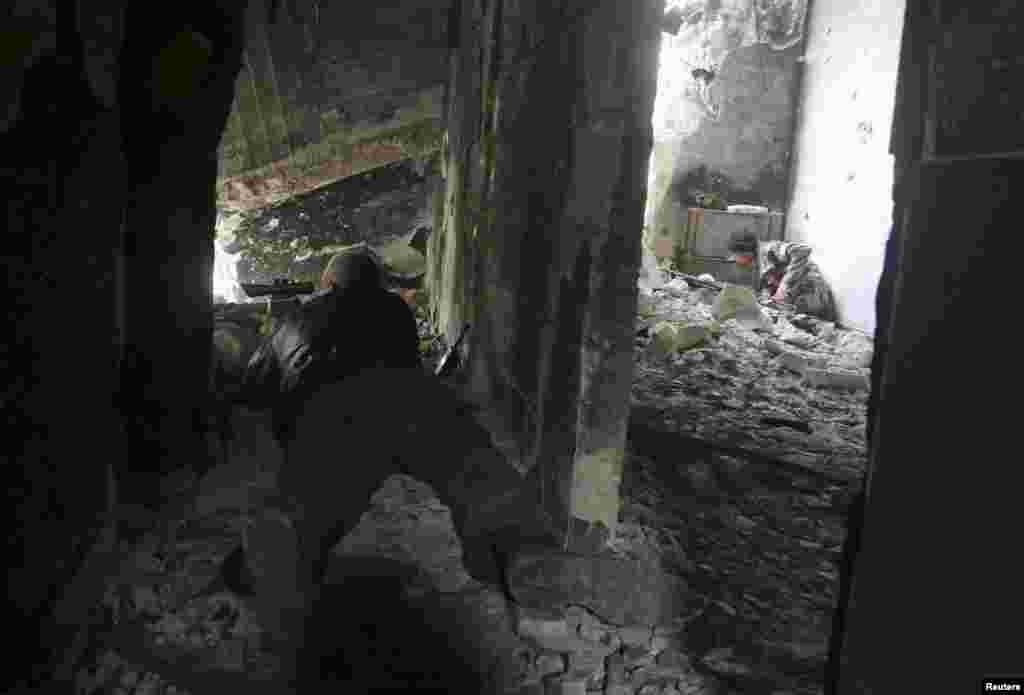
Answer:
top-left (571, 609), bottom-right (620, 650)
top-left (803, 367), bottom-right (870, 391)
top-left (675, 669), bottom-right (720, 694)
top-left (215, 637), bottom-right (246, 671)
top-left (676, 324), bottom-right (710, 350)
top-left (711, 285), bottom-right (759, 322)
top-left (507, 548), bottom-right (687, 627)
top-left (132, 585), bottom-right (162, 616)
top-left (618, 625), bottom-right (653, 649)
top-left (664, 277), bottom-right (690, 295)
top-left (544, 676), bottom-right (587, 695)
top-left (517, 615), bottom-right (573, 650)
top-left (604, 687), bottom-right (632, 695)
top-left (734, 304), bottom-right (773, 332)
top-left (650, 322), bottom-right (681, 357)
top-left (535, 652), bottom-right (566, 678)
top-left (833, 330), bottom-right (874, 368)
top-left (623, 644), bottom-right (655, 667)
top-left (638, 294), bottom-right (657, 317)
top-left (567, 647), bottom-right (608, 678)
top-left (629, 664), bottom-right (690, 688)
top-left (655, 647), bottom-right (691, 670)
top-left (777, 351), bottom-right (816, 375)
top-left (605, 652), bottom-right (627, 685)
top-left (702, 646), bottom-right (753, 677)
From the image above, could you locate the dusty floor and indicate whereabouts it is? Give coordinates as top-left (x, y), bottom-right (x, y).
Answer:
top-left (75, 277), bottom-right (869, 695)
top-left (78, 409), bottom-right (526, 694)
top-left (618, 275), bottom-right (869, 695)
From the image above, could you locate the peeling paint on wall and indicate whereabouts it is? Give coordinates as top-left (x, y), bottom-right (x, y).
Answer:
top-left (654, 0), bottom-right (808, 137)
top-left (645, 0), bottom-right (808, 236)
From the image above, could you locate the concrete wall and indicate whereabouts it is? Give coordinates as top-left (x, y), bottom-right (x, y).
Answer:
top-left (215, 0), bottom-right (450, 210)
top-left (646, 0), bottom-right (809, 240)
top-left (785, 0), bottom-right (906, 333)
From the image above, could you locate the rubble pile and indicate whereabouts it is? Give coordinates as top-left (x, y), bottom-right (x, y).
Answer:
top-left (72, 271), bottom-right (868, 695)
top-left (634, 274), bottom-right (870, 483)
top-left (616, 272), bottom-right (871, 695)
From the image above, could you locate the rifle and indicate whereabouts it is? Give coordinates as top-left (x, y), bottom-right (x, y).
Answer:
top-left (435, 323), bottom-right (470, 378)
top-left (240, 279), bottom-right (316, 298)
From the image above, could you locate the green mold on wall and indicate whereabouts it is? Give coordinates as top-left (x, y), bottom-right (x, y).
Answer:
top-left (570, 447), bottom-right (624, 533)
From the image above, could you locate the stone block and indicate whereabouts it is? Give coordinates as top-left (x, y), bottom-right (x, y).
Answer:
top-left (545, 677), bottom-right (588, 695)
top-left (617, 625), bottom-right (652, 649)
top-left (518, 615), bottom-right (573, 649)
top-left (568, 647), bottom-right (611, 677)
top-left (803, 367), bottom-right (870, 391)
top-left (650, 321), bottom-right (679, 356)
top-left (654, 647), bottom-right (691, 671)
top-left (604, 653), bottom-right (627, 686)
top-left (604, 687), bottom-right (633, 695)
top-left (711, 285), bottom-right (759, 321)
top-left (573, 608), bottom-right (620, 649)
top-left (675, 323), bottom-right (709, 350)
top-left (508, 548), bottom-right (687, 627)
top-left (535, 652), bottom-right (567, 678)
top-left (650, 629), bottom-right (685, 654)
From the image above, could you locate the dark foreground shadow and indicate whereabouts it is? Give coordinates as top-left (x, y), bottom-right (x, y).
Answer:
top-left (302, 556), bottom-right (493, 694)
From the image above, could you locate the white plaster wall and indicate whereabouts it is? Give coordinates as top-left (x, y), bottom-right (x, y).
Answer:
top-left (785, 0), bottom-right (905, 333)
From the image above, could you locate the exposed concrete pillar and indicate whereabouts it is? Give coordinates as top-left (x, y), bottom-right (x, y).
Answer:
top-left (432, 0), bottom-right (665, 550)
top-left (570, 1), bottom-right (664, 546)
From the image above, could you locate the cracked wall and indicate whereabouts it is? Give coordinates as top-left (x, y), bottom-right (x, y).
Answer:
top-left (645, 0), bottom-right (807, 244)
top-left (785, 0), bottom-right (905, 334)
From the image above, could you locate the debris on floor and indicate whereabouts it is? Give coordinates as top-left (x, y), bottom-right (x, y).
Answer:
top-left (634, 273), bottom-right (871, 482)
top-left (72, 273), bottom-right (868, 695)
top-left (623, 273), bottom-right (870, 695)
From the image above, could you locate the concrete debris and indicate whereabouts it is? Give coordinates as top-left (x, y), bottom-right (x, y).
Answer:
top-left (803, 367), bottom-right (870, 392)
top-left (710, 284), bottom-right (759, 322)
top-left (638, 243), bottom-right (668, 293)
top-left (649, 322), bottom-right (710, 357)
top-left (633, 256), bottom-right (870, 477)
top-left (663, 277), bottom-right (690, 296)
top-left (676, 324), bottom-right (711, 350)
top-left (638, 294), bottom-right (657, 317)
top-left (650, 322), bottom-right (681, 357)
top-left (625, 250), bottom-right (870, 694)
top-left (733, 303), bottom-right (773, 332)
